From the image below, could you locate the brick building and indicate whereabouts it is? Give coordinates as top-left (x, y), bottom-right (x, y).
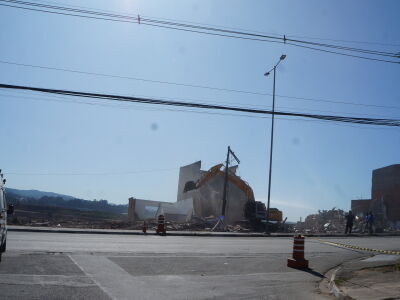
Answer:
top-left (352, 164), bottom-right (400, 229)
top-left (371, 164), bottom-right (400, 226)
top-left (351, 199), bottom-right (371, 218)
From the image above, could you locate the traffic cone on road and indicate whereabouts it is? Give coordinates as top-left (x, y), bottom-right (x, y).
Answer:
top-left (287, 234), bottom-right (309, 269)
top-left (156, 214), bottom-right (166, 236)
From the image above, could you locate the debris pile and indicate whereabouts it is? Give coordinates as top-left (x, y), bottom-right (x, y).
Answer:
top-left (295, 208), bottom-right (347, 233)
top-left (226, 224), bottom-right (250, 232)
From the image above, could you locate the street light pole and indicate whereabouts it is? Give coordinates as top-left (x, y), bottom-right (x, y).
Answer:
top-left (264, 55), bottom-right (286, 234)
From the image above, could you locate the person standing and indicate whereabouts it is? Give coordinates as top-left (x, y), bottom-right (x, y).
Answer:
top-left (345, 210), bottom-right (355, 234)
top-left (366, 211), bottom-right (374, 234)
top-left (363, 213), bottom-right (369, 233)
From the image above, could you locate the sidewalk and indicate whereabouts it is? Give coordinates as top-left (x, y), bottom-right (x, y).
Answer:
top-left (326, 254), bottom-right (400, 299)
top-left (7, 225), bottom-right (400, 238)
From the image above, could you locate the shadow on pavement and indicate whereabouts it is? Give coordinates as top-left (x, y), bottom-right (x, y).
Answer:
top-left (298, 268), bottom-right (326, 278)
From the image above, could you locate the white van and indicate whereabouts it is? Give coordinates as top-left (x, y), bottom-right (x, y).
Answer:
top-left (0, 171), bottom-right (14, 262)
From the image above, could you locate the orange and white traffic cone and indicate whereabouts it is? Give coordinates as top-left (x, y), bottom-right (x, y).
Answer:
top-left (156, 215), bottom-right (166, 236)
top-left (287, 234), bottom-right (309, 269)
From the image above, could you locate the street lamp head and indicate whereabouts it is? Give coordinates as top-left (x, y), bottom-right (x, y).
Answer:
top-left (280, 54), bottom-right (286, 60)
top-left (264, 72), bottom-right (270, 77)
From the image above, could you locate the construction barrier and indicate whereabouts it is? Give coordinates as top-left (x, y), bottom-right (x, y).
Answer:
top-left (313, 238), bottom-right (400, 255)
top-left (287, 235), bottom-right (309, 269)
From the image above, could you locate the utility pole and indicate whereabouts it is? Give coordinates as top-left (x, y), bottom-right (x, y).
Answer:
top-left (221, 146), bottom-right (231, 217)
top-left (212, 146), bottom-right (240, 231)
top-left (221, 146), bottom-right (240, 218)
top-left (264, 55), bottom-right (286, 234)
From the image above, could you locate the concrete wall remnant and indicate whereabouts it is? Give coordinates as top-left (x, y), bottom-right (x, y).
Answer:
top-left (128, 198), bottom-right (163, 222)
top-left (177, 161), bottom-right (202, 202)
top-left (128, 197), bottom-right (193, 223)
top-left (156, 198), bottom-right (194, 222)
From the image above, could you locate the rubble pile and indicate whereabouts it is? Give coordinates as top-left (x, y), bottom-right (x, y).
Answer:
top-left (295, 208), bottom-right (347, 233)
top-left (226, 224), bottom-right (250, 232)
top-left (164, 221), bottom-right (206, 231)
top-left (144, 216), bottom-right (253, 232)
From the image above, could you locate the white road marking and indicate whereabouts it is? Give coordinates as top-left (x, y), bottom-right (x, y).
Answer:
top-left (0, 274), bottom-right (94, 287)
top-left (69, 254), bottom-right (162, 300)
top-left (68, 254), bottom-right (317, 300)
top-left (68, 254), bottom-right (114, 300)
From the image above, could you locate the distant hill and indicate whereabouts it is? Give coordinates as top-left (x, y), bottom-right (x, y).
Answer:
top-left (5, 188), bottom-right (76, 200)
top-left (5, 188), bottom-right (128, 214)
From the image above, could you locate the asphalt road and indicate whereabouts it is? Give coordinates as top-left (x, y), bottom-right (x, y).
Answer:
top-left (1, 232), bottom-right (399, 300)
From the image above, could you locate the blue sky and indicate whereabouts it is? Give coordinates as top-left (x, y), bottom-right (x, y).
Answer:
top-left (0, 0), bottom-right (399, 221)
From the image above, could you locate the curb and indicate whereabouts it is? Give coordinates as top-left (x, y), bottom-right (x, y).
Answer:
top-left (321, 254), bottom-right (400, 299)
top-left (329, 267), bottom-right (347, 300)
top-left (313, 238), bottom-right (400, 256)
top-left (8, 226), bottom-right (400, 238)
top-left (7, 226), bottom-right (268, 237)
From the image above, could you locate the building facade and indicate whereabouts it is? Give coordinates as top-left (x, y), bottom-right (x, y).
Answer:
top-left (351, 199), bottom-right (371, 218)
top-left (371, 164), bottom-right (400, 227)
top-left (351, 164), bottom-right (400, 229)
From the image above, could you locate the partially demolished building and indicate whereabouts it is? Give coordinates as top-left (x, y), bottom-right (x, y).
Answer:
top-left (177, 161), bottom-right (255, 225)
top-left (128, 160), bottom-right (256, 225)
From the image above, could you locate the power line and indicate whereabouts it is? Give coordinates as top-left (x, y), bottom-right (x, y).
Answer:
top-left (1, 83), bottom-right (399, 127)
top-left (17, 0), bottom-right (400, 48)
top-left (5, 0), bottom-right (397, 58)
top-left (2, 89), bottom-right (398, 121)
top-left (0, 2), bottom-right (280, 47)
top-left (1, 0), bottom-right (399, 64)
top-left (286, 41), bottom-right (399, 64)
top-left (139, 18), bottom-right (398, 58)
top-left (285, 35), bottom-right (400, 48)
top-left (2, 59), bottom-right (399, 111)
top-left (139, 18), bottom-right (400, 48)
top-left (1, 90), bottom-right (397, 132)
top-left (0, 60), bottom-right (269, 96)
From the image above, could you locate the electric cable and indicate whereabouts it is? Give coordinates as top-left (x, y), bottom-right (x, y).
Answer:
top-left (2, 59), bottom-right (399, 111)
top-left (1, 90), bottom-right (397, 132)
top-left (13, 0), bottom-right (400, 47)
top-left (1, 0), bottom-right (399, 64)
top-left (1, 83), bottom-right (399, 127)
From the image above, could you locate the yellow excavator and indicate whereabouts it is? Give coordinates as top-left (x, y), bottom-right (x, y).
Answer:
top-left (245, 201), bottom-right (284, 231)
top-left (198, 164), bottom-right (283, 231)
